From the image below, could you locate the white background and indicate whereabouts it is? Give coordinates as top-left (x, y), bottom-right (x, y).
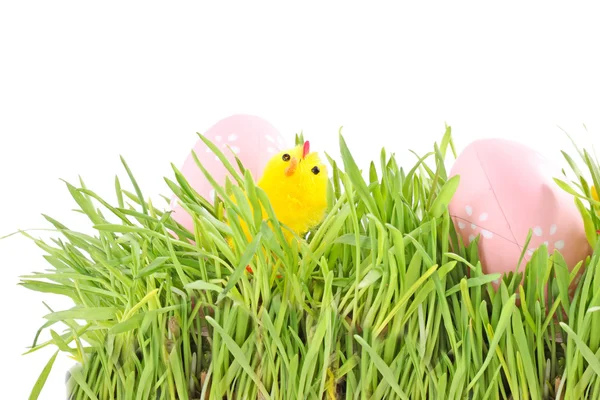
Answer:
top-left (1, 2), bottom-right (599, 398)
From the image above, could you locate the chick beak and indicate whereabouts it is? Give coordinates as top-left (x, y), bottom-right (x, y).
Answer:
top-left (285, 157), bottom-right (298, 176)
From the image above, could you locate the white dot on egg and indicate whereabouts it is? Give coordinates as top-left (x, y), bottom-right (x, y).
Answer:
top-left (468, 234), bottom-right (475, 243)
top-left (493, 278), bottom-right (500, 286)
top-left (471, 224), bottom-right (476, 229)
top-left (555, 240), bottom-right (565, 249)
top-left (230, 146), bottom-right (241, 154)
top-left (458, 221), bottom-right (466, 229)
top-left (481, 229), bottom-right (493, 239)
top-left (267, 147), bottom-right (276, 153)
top-left (479, 213), bottom-right (488, 221)
top-left (465, 205), bottom-right (473, 216)
top-left (228, 134), bottom-right (238, 141)
top-left (527, 249), bottom-right (534, 256)
top-left (550, 224), bottom-right (557, 235)
top-left (215, 136), bottom-right (222, 142)
top-left (205, 147), bottom-right (213, 153)
top-left (533, 226), bottom-right (543, 236)
top-left (265, 135), bottom-right (275, 143)
top-left (214, 155), bottom-right (220, 161)
top-left (544, 241), bottom-right (549, 246)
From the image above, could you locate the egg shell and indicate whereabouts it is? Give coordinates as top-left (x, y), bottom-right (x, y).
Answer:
top-left (448, 138), bottom-right (591, 289)
top-left (170, 114), bottom-right (288, 233)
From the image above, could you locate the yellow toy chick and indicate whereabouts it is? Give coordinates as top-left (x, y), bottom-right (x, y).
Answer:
top-left (257, 140), bottom-right (329, 239)
top-left (227, 141), bottom-right (328, 272)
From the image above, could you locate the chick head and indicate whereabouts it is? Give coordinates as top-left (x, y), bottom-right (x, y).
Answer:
top-left (257, 141), bottom-right (329, 238)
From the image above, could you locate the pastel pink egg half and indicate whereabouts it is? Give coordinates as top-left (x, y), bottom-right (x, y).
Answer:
top-left (170, 114), bottom-right (288, 233)
top-left (448, 138), bottom-right (591, 289)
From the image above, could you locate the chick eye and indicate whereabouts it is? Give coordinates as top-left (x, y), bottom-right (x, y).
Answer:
top-left (311, 166), bottom-right (320, 175)
top-left (282, 153), bottom-right (291, 162)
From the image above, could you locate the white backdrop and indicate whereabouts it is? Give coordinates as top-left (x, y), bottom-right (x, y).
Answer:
top-left (1, 2), bottom-right (599, 398)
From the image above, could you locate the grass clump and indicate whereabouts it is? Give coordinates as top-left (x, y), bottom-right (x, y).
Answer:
top-left (12, 126), bottom-right (600, 399)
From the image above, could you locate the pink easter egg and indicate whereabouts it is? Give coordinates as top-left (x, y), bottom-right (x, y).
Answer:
top-left (170, 114), bottom-right (288, 233)
top-left (448, 138), bottom-right (591, 290)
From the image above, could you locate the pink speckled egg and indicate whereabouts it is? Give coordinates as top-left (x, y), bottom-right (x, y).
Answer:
top-left (170, 114), bottom-right (288, 233)
top-left (448, 138), bottom-right (591, 288)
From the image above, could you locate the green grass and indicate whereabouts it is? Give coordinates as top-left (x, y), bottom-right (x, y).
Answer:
top-left (11, 126), bottom-right (600, 399)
